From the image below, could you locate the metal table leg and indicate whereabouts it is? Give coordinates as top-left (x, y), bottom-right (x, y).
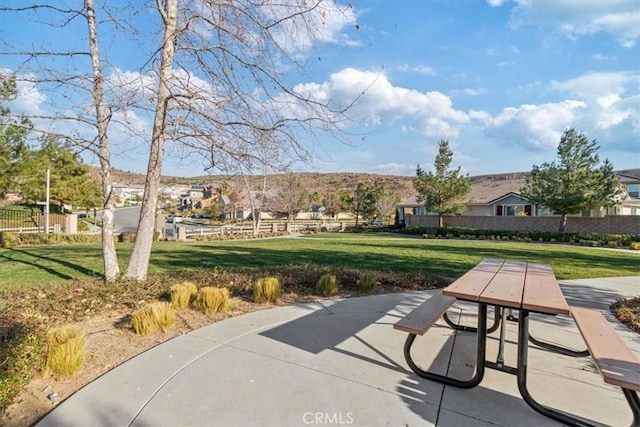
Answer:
top-left (443, 305), bottom-right (501, 334)
top-left (404, 304), bottom-right (488, 389)
top-left (516, 310), bottom-right (596, 427)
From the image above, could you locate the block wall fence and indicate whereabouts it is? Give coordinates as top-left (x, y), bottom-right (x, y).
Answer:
top-left (405, 214), bottom-right (640, 235)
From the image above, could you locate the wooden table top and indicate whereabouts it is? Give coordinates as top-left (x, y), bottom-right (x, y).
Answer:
top-left (443, 259), bottom-right (570, 315)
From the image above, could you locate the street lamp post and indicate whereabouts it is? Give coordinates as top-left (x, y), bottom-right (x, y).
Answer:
top-left (45, 167), bottom-right (50, 234)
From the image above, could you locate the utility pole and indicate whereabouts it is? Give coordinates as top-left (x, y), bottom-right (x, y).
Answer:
top-left (45, 167), bottom-right (50, 234)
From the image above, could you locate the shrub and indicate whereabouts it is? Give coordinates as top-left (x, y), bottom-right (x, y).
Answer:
top-left (358, 272), bottom-right (377, 293)
top-left (118, 232), bottom-right (136, 243)
top-left (131, 302), bottom-right (176, 335)
top-left (0, 232), bottom-right (18, 248)
top-left (0, 232), bottom-right (102, 248)
top-left (45, 326), bottom-right (87, 377)
top-left (194, 287), bottom-right (230, 314)
top-left (170, 281), bottom-right (198, 309)
top-left (630, 242), bottom-right (640, 251)
top-left (253, 277), bottom-right (281, 303)
top-left (316, 273), bottom-right (338, 297)
top-left (0, 317), bottom-right (46, 415)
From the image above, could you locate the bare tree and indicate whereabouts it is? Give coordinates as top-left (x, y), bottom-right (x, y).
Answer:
top-left (375, 192), bottom-right (400, 222)
top-left (0, 2), bottom-right (131, 281)
top-left (124, 0), bottom-right (178, 280)
top-left (270, 172), bottom-right (310, 223)
top-left (86, 0), bottom-right (119, 281)
top-left (3, 1), bottom-right (364, 282)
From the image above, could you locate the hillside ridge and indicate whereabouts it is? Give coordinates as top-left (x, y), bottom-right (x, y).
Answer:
top-left (90, 166), bottom-right (639, 201)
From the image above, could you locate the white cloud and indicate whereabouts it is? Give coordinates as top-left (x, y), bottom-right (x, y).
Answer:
top-left (371, 162), bottom-right (415, 175)
top-left (313, 68), bottom-right (469, 137)
top-left (5, 73), bottom-right (47, 117)
top-left (484, 100), bottom-right (587, 149)
top-left (456, 88), bottom-right (488, 96)
top-left (398, 64), bottom-right (436, 76)
top-left (480, 71), bottom-right (639, 154)
top-left (262, 0), bottom-right (359, 56)
top-left (486, 0), bottom-right (506, 7)
top-left (550, 71), bottom-right (639, 98)
top-left (591, 53), bottom-right (616, 61)
top-left (509, 0), bottom-right (640, 47)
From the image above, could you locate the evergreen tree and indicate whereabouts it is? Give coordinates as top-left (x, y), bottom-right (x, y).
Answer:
top-left (0, 73), bottom-right (31, 199)
top-left (342, 180), bottom-right (385, 227)
top-left (19, 135), bottom-right (102, 211)
top-left (521, 128), bottom-right (623, 233)
top-left (413, 140), bottom-right (471, 227)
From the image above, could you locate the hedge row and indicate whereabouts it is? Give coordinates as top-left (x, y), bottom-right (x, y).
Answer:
top-left (0, 231), bottom-right (163, 248)
top-left (0, 232), bottom-right (103, 248)
top-left (400, 226), bottom-right (640, 248)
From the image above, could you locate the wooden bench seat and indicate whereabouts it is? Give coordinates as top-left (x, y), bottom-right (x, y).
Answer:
top-left (571, 306), bottom-right (640, 392)
top-left (394, 291), bottom-right (456, 336)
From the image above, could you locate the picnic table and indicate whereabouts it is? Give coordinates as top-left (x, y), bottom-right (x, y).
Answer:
top-left (394, 258), bottom-right (640, 427)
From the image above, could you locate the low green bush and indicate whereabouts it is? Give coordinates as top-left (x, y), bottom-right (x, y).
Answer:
top-left (0, 316), bottom-right (46, 415)
top-left (0, 232), bottom-right (102, 248)
top-left (316, 273), bottom-right (338, 297)
top-left (402, 226), bottom-right (639, 249)
top-left (119, 232), bottom-right (136, 243)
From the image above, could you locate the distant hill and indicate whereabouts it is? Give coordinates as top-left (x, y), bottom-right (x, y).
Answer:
top-left (89, 166), bottom-right (639, 201)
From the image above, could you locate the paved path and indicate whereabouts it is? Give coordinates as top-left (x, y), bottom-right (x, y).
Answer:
top-left (39, 276), bottom-right (640, 427)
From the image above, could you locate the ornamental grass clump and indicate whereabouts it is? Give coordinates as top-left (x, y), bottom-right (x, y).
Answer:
top-left (131, 302), bottom-right (175, 335)
top-left (316, 273), bottom-right (338, 297)
top-left (194, 287), bottom-right (230, 315)
top-left (45, 326), bottom-right (87, 377)
top-left (358, 271), bottom-right (377, 293)
top-left (170, 281), bottom-right (198, 309)
top-left (253, 276), bottom-right (281, 303)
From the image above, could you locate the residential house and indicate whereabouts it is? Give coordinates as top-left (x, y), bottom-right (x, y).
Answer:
top-left (217, 189), bottom-right (274, 220)
top-left (112, 184), bottom-right (145, 206)
top-left (180, 184), bottom-right (215, 209)
top-left (397, 169), bottom-right (640, 223)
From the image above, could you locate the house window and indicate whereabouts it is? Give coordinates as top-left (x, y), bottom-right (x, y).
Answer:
top-left (607, 206), bottom-right (618, 216)
top-left (627, 184), bottom-right (640, 198)
top-left (632, 207), bottom-right (638, 216)
top-left (497, 204), bottom-right (531, 216)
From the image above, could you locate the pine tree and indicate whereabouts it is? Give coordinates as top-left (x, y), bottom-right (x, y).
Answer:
top-left (521, 128), bottom-right (623, 233)
top-left (413, 140), bottom-right (471, 227)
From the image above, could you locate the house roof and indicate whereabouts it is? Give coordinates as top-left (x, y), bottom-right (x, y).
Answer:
top-left (486, 192), bottom-right (531, 205)
top-left (399, 176), bottom-right (528, 207)
top-left (466, 176), bottom-right (527, 205)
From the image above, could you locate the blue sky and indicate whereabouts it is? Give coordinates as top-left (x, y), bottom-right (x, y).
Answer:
top-left (1, 0), bottom-right (639, 178)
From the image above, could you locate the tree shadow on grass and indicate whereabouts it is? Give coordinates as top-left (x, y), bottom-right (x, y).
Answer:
top-left (147, 243), bottom-right (468, 280)
top-left (147, 238), bottom-right (639, 282)
top-left (345, 240), bottom-right (639, 275)
top-left (2, 247), bottom-right (102, 280)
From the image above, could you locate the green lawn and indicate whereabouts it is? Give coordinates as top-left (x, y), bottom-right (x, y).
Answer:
top-left (0, 233), bottom-right (638, 289)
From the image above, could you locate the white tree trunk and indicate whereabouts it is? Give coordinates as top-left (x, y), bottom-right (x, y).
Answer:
top-left (125, 0), bottom-right (178, 281)
top-left (85, 0), bottom-right (119, 281)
